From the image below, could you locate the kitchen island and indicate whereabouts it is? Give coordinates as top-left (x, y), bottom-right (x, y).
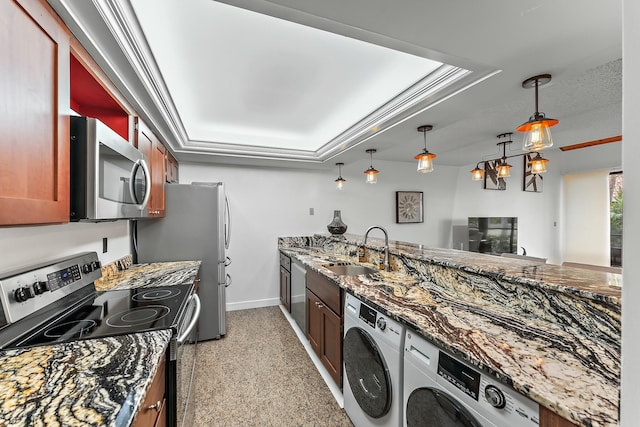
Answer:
top-left (279, 233), bottom-right (621, 427)
top-left (0, 260), bottom-right (201, 427)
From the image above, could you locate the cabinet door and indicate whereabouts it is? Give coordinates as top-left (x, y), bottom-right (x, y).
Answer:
top-left (321, 305), bottom-right (342, 387)
top-left (0, 0), bottom-right (70, 225)
top-left (166, 152), bottom-right (179, 183)
top-left (539, 406), bottom-right (577, 427)
top-left (306, 288), bottom-right (342, 387)
top-left (136, 120), bottom-right (166, 218)
top-left (150, 140), bottom-right (166, 217)
top-left (307, 290), bottom-right (322, 356)
top-left (280, 267), bottom-right (291, 312)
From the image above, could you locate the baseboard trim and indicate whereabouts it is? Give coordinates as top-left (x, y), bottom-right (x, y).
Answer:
top-left (226, 297), bottom-right (280, 312)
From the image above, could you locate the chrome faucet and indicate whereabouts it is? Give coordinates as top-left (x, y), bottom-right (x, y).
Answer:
top-left (364, 225), bottom-right (390, 271)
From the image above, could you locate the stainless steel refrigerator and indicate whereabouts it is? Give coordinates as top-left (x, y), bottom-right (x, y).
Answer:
top-left (135, 183), bottom-right (231, 341)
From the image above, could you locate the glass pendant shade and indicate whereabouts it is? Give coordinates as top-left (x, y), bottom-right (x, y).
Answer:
top-left (529, 154), bottom-right (549, 174)
top-left (470, 165), bottom-right (484, 181)
top-left (415, 125), bottom-right (435, 173)
top-left (334, 162), bottom-right (346, 190)
top-left (517, 75), bottom-right (558, 152)
top-left (415, 152), bottom-right (436, 173)
top-left (517, 116), bottom-right (558, 151)
top-left (496, 161), bottom-right (512, 178)
top-left (364, 167), bottom-right (379, 184)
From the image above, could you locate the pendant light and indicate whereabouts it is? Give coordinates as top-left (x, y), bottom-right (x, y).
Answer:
top-left (335, 162), bottom-right (346, 190)
top-left (516, 74), bottom-right (559, 152)
top-left (470, 163), bottom-right (484, 181)
top-left (363, 149), bottom-right (379, 184)
top-left (495, 133), bottom-right (512, 178)
top-left (469, 132), bottom-right (550, 182)
top-left (528, 153), bottom-right (549, 174)
top-left (414, 125), bottom-right (436, 173)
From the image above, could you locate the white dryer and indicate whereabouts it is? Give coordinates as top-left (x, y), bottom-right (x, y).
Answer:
top-left (403, 329), bottom-right (540, 427)
top-left (343, 293), bottom-right (405, 427)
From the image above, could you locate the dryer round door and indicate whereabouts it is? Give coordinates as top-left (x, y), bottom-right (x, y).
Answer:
top-left (406, 387), bottom-right (483, 427)
top-left (344, 327), bottom-right (392, 419)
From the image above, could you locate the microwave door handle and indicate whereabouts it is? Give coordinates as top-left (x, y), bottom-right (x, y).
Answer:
top-left (177, 294), bottom-right (201, 344)
top-left (133, 159), bottom-right (151, 210)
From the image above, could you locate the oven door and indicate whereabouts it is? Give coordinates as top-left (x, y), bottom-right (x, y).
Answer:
top-left (175, 293), bottom-right (200, 427)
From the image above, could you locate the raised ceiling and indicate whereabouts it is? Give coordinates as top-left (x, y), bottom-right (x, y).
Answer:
top-left (49, 0), bottom-right (622, 168)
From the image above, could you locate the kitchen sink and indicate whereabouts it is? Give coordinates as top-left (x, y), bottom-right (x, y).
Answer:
top-left (322, 263), bottom-right (378, 276)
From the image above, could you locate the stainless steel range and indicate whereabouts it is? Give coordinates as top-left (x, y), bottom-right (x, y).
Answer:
top-left (0, 252), bottom-right (200, 427)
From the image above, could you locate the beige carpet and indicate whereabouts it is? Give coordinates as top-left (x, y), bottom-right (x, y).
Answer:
top-left (192, 306), bottom-right (353, 426)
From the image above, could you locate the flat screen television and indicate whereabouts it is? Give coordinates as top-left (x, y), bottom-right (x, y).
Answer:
top-left (468, 217), bottom-right (517, 255)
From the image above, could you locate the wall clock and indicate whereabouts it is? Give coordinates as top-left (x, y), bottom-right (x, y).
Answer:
top-left (396, 191), bottom-right (423, 223)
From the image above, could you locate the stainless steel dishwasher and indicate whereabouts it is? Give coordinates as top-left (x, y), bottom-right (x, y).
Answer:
top-left (290, 259), bottom-right (307, 334)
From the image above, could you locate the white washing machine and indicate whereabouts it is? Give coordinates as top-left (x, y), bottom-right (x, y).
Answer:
top-left (343, 293), bottom-right (405, 427)
top-left (403, 330), bottom-right (540, 427)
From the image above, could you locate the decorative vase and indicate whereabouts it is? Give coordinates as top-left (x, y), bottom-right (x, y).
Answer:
top-left (327, 210), bottom-right (348, 235)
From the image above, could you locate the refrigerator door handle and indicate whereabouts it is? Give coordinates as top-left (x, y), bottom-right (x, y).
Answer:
top-left (224, 273), bottom-right (232, 288)
top-left (224, 194), bottom-right (231, 249)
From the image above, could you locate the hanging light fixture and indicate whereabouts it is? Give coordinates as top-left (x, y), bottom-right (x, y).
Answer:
top-left (528, 153), bottom-right (549, 174)
top-left (516, 74), bottom-right (559, 152)
top-left (470, 163), bottom-right (485, 181)
top-left (414, 125), bottom-right (436, 173)
top-left (334, 162), bottom-right (346, 190)
top-left (495, 133), bottom-right (513, 178)
top-left (363, 149), bottom-right (379, 184)
top-left (469, 132), bottom-right (550, 182)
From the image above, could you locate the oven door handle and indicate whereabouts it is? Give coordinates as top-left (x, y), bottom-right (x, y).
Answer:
top-left (177, 294), bottom-right (201, 344)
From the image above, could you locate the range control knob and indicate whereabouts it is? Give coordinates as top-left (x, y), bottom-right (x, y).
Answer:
top-left (32, 281), bottom-right (49, 295)
top-left (376, 317), bottom-right (387, 331)
top-left (14, 286), bottom-right (35, 302)
top-left (484, 385), bottom-right (506, 409)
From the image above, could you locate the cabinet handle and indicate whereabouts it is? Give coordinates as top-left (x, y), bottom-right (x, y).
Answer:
top-left (146, 400), bottom-right (162, 412)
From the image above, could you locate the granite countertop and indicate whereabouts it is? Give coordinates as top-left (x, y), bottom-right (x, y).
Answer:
top-left (279, 235), bottom-right (621, 427)
top-left (0, 330), bottom-right (171, 427)
top-left (95, 260), bottom-right (201, 291)
top-left (0, 260), bottom-right (201, 427)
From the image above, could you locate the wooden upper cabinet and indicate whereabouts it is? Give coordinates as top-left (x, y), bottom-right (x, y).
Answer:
top-left (0, 0), bottom-right (71, 226)
top-left (166, 152), bottom-right (179, 184)
top-left (136, 119), bottom-right (166, 218)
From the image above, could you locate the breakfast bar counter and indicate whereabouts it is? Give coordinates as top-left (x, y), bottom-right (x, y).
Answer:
top-left (279, 233), bottom-right (621, 427)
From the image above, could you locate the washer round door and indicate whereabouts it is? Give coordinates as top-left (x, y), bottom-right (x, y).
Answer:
top-left (406, 387), bottom-right (483, 427)
top-left (344, 327), bottom-right (392, 418)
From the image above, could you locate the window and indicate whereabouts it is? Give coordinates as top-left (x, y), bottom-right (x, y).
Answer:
top-left (609, 171), bottom-right (623, 267)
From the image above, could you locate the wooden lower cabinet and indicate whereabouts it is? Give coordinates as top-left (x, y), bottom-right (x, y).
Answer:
top-left (306, 279), bottom-right (343, 387)
top-left (539, 406), bottom-right (578, 427)
top-left (132, 355), bottom-right (166, 427)
top-left (279, 253), bottom-right (291, 311)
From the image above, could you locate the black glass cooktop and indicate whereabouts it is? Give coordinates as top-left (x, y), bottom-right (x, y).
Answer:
top-left (6, 284), bottom-right (193, 349)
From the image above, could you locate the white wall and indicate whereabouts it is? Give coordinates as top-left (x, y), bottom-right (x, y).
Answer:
top-left (0, 221), bottom-right (131, 273)
top-left (621, 0), bottom-right (640, 423)
top-left (179, 158), bottom-right (459, 310)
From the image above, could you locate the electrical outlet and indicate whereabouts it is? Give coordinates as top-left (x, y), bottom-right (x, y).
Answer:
top-left (309, 208), bottom-right (314, 215)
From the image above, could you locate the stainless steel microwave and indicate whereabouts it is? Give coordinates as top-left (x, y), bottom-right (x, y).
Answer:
top-left (70, 116), bottom-right (151, 221)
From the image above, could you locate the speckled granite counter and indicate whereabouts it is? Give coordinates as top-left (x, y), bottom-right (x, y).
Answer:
top-left (279, 234), bottom-right (621, 427)
top-left (0, 330), bottom-right (171, 426)
top-left (95, 260), bottom-right (201, 291)
top-left (0, 260), bottom-right (201, 427)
